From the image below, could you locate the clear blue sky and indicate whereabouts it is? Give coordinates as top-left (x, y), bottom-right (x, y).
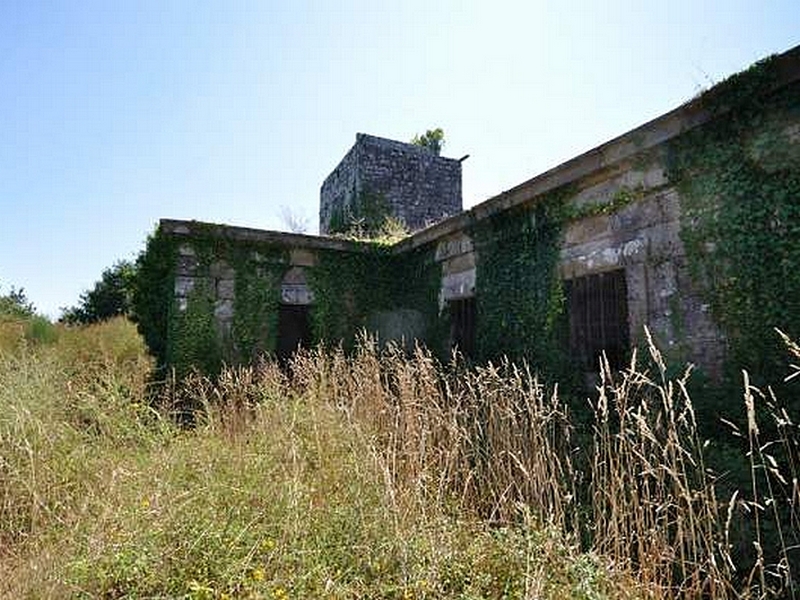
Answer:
top-left (1, 1), bottom-right (798, 318)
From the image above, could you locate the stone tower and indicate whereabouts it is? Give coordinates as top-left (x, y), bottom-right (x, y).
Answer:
top-left (320, 133), bottom-right (463, 234)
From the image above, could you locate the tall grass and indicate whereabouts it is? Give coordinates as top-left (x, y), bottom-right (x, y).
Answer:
top-left (1, 318), bottom-right (798, 598)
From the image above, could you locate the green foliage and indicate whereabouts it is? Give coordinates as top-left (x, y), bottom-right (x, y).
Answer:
top-left (309, 246), bottom-right (394, 348)
top-left (0, 284), bottom-right (58, 349)
top-left (668, 58), bottom-right (800, 385)
top-left (24, 315), bottom-right (58, 345)
top-left (471, 190), bottom-right (573, 381)
top-left (168, 282), bottom-right (222, 378)
top-left (230, 249), bottom-right (284, 363)
top-left (0, 284), bottom-right (35, 319)
top-left (61, 260), bottom-right (137, 325)
top-left (132, 223), bottom-right (291, 374)
top-left (308, 244), bottom-right (445, 354)
top-left (411, 127), bottom-right (445, 155)
top-left (132, 228), bottom-right (179, 370)
top-left (562, 184), bottom-right (646, 222)
top-left (327, 188), bottom-right (395, 238)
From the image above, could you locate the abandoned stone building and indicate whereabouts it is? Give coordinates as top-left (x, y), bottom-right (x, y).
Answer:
top-left (135, 45), bottom-right (800, 383)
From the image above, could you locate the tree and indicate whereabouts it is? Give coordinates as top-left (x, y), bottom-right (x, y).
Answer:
top-left (411, 127), bottom-right (445, 155)
top-left (0, 284), bottom-right (35, 318)
top-left (279, 205), bottom-right (310, 234)
top-left (61, 260), bottom-right (137, 324)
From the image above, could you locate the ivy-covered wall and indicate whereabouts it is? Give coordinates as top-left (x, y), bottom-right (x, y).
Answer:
top-left (134, 221), bottom-right (446, 377)
top-left (135, 223), bottom-right (291, 376)
top-left (668, 58), bottom-right (800, 384)
top-left (308, 244), bottom-right (445, 354)
top-left (470, 191), bottom-right (571, 380)
top-left (134, 48), bottom-right (800, 388)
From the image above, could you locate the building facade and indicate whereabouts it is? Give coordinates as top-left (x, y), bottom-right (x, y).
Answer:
top-left (136, 46), bottom-right (800, 383)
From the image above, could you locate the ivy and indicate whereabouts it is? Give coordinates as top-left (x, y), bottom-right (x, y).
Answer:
top-left (562, 185), bottom-right (646, 222)
top-left (668, 56), bottom-right (800, 384)
top-left (132, 228), bottom-right (179, 371)
top-left (328, 188), bottom-right (393, 237)
top-left (470, 190), bottom-right (573, 381)
top-left (231, 256), bottom-right (282, 363)
top-left (133, 223), bottom-right (290, 375)
top-left (308, 244), bottom-right (445, 355)
top-left (168, 281), bottom-right (221, 377)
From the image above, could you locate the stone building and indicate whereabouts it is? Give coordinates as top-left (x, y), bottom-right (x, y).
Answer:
top-left (136, 45), bottom-right (800, 383)
top-left (320, 133), bottom-right (463, 234)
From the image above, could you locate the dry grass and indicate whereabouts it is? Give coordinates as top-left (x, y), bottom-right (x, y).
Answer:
top-left (1, 318), bottom-right (798, 598)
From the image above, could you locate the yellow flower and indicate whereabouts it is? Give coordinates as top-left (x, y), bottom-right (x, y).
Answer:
top-left (272, 586), bottom-right (288, 599)
top-left (139, 497), bottom-right (150, 509)
top-left (252, 567), bottom-right (266, 582)
top-left (261, 538), bottom-right (276, 551)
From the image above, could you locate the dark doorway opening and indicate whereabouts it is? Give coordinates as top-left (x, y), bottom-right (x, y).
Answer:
top-left (565, 269), bottom-right (629, 371)
top-left (277, 304), bottom-right (312, 361)
top-left (449, 297), bottom-right (476, 359)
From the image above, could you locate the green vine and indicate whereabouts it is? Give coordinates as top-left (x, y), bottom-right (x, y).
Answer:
top-left (134, 223), bottom-right (289, 375)
top-left (563, 185), bottom-right (647, 222)
top-left (308, 244), bottom-right (444, 354)
top-left (132, 228), bottom-right (179, 372)
top-left (328, 188), bottom-right (393, 237)
top-left (470, 189), bottom-right (573, 381)
top-left (168, 281), bottom-right (221, 377)
top-left (668, 55), bottom-right (800, 383)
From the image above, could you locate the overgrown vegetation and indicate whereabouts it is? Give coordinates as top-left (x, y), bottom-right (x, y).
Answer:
top-left (669, 55), bottom-right (800, 385)
top-left (309, 246), bottom-right (445, 354)
top-left (61, 260), bottom-right (137, 325)
top-left (327, 188), bottom-right (408, 241)
top-left (411, 127), bottom-right (445, 155)
top-left (132, 225), bottom-right (290, 376)
top-left (2, 316), bottom-right (799, 597)
top-left (471, 189), bottom-right (573, 382)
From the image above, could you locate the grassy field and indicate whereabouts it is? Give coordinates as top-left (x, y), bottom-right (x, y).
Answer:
top-left (1, 317), bottom-right (797, 598)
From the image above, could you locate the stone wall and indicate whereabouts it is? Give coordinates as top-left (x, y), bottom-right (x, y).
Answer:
top-left (320, 133), bottom-right (462, 234)
top-left (151, 46), bottom-right (800, 380)
top-left (559, 161), bottom-right (724, 376)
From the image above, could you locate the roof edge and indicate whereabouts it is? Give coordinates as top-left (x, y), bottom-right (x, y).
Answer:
top-left (159, 219), bottom-right (370, 253)
top-left (393, 44), bottom-right (800, 254)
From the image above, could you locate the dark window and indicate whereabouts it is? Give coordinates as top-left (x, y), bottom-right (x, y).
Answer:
top-left (449, 297), bottom-right (476, 359)
top-left (565, 270), bottom-right (629, 371)
top-left (277, 304), bottom-right (312, 361)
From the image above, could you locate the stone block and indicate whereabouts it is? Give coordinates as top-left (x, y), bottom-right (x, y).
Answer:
top-left (214, 299), bottom-right (234, 321)
top-left (217, 278), bottom-right (235, 300)
top-left (441, 268), bottom-right (475, 302)
top-left (281, 284), bottom-right (314, 305)
top-left (210, 260), bottom-right (235, 280)
top-left (367, 308), bottom-right (426, 351)
top-left (174, 276), bottom-right (196, 297)
top-left (442, 252), bottom-right (475, 276)
top-left (290, 248), bottom-right (316, 267)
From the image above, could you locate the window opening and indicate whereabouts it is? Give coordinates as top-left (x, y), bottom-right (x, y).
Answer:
top-left (449, 297), bottom-right (476, 359)
top-left (277, 304), bottom-right (312, 361)
top-left (565, 269), bottom-right (629, 371)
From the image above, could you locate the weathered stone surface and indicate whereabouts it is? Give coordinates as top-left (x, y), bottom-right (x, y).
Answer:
top-left (441, 269), bottom-right (475, 303)
top-left (174, 276), bottom-right (197, 297)
top-left (367, 308), bottom-right (426, 351)
top-left (281, 284), bottom-right (314, 305)
top-left (435, 233), bottom-right (473, 261)
top-left (320, 133), bottom-right (462, 234)
top-left (290, 248), bottom-right (316, 267)
top-left (217, 278), bottom-right (235, 300)
top-left (214, 299), bottom-right (234, 321)
top-left (210, 260), bottom-right (234, 280)
top-left (282, 266), bottom-right (308, 285)
top-left (442, 252), bottom-right (475, 276)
